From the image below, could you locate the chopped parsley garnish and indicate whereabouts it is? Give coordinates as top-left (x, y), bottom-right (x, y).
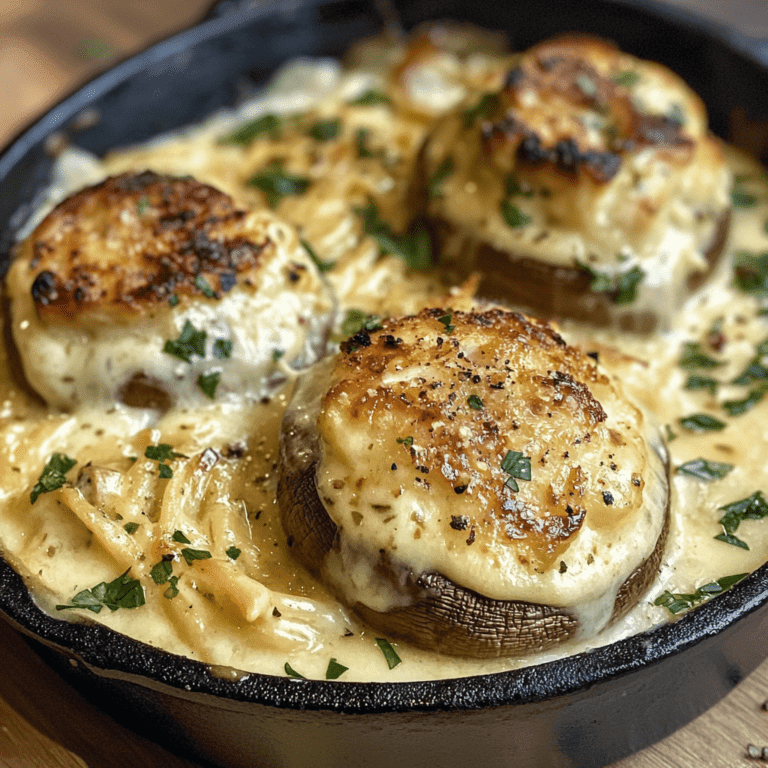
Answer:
top-left (301, 238), bottom-right (334, 272)
top-left (150, 559), bottom-right (174, 585)
top-left (168, 294), bottom-right (180, 307)
top-left (722, 387), bottom-right (766, 417)
top-left (678, 342), bottom-right (723, 370)
top-left (500, 450), bottom-right (532, 492)
top-left (30, 453), bottom-right (77, 504)
top-left (194, 275), bottom-right (216, 298)
top-left (357, 201), bottom-right (432, 270)
top-left (733, 250), bottom-right (768, 296)
top-left (181, 547), bottom-right (213, 566)
top-left (218, 113), bottom-right (282, 145)
top-left (664, 424), bottom-right (677, 442)
top-left (428, 156), bottom-right (454, 200)
top-left (349, 89), bottom-right (391, 107)
top-left (213, 339), bottom-right (233, 359)
top-left (716, 491), bottom-right (768, 548)
top-left (582, 264), bottom-right (645, 305)
top-left (284, 662), bottom-right (306, 679)
top-left (654, 573), bottom-right (748, 615)
top-left (272, 349), bottom-right (285, 364)
top-left (336, 309), bottom-right (383, 340)
top-left (172, 530), bottom-right (191, 544)
top-left (164, 576), bottom-right (180, 599)
top-left (467, 394), bottom-right (484, 410)
top-left (136, 195), bottom-right (150, 216)
top-left (197, 370), bottom-right (221, 399)
top-left (374, 638), bottom-right (402, 669)
top-left (684, 374), bottom-right (718, 395)
top-left (163, 320), bottom-right (207, 362)
top-left (500, 200), bottom-right (531, 228)
top-left (226, 546), bottom-right (241, 560)
top-left (612, 70), bottom-right (640, 87)
top-left (123, 522), bottom-right (139, 534)
top-left (438, 313), bottom-right (455, 334)
top-left (325, 658), bottom-right (349, 680)
top-left (248, 161), bottom-right (311, 208)
top-left (678, 414), bottom-right (726, 432)
top-left (505, 174), bottom-right (534, 198)
top-left (731, 189), bottom-right (758, 208)
top-left (56, 570), bottom-right (145, 614)
top-left (306, 118), bottom-right (341, 141)
top-left (145, 445), bottom-right (186, 463)
top-left (676, 458), bottom-right (734, 482)
top-left (396, 436), bottom-right (414, 447)
top-left (354, 128), bottom-right (382, 159)
top-left (158, 463), bottom-right (174, 479)
top-left (463, 93), bottom-right (498, 126)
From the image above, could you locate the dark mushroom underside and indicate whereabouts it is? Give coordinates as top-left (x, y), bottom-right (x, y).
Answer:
top-left (277, 410), bottom-right (670, 659)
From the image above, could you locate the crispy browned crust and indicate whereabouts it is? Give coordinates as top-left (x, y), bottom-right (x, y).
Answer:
top-left (19, 171), bottom-right (272, 320)
top-left (426, 209), bottom-right (731, 333)
top-left (278, 410), bottom-right (670, 658)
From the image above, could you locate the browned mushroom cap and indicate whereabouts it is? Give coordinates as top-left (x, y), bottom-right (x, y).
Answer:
top-left (417, 35), bottom-right (732, 332)
top-left (6, 171), bottom-right (335, 409)
top-left (278, 308), bottom-right (669, 658)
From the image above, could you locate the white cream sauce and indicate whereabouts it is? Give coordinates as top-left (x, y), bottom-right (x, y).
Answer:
top-left (1, 42), bottom-right (768, 683)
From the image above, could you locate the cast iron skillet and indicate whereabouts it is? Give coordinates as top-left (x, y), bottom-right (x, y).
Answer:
top-left (2, 1), bottom-right (768, 766)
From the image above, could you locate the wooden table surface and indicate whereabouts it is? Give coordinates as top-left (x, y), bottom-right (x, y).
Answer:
top-left (1, 1), bottom-right (768, 766)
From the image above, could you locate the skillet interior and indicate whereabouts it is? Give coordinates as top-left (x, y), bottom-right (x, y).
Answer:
top-left (1, 1), bottom-right (768, 766)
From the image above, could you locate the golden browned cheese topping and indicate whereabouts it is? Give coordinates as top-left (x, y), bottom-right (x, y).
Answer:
top-left (319, 308), bottom-right (649, 570)
top-left (21, 171), bottom-right (271, 320)
top-left (481, 35), bottom-right (697, 184)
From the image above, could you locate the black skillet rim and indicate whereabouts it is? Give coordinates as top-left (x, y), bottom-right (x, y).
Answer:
top-left (1, 0), bottom-right (768, 716)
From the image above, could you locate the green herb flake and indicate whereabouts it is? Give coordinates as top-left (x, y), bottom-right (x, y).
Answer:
top-left (307, 118), bottom-right (342, 141)
top-left (163, 320), bottom-right (207, 363)
top-left (500, 450), bottom-right (532, 492)
top-left (500, 200), bottom-right (531, 228)
top-left (731, 189), bottom-right (758, 208)
top-left (374, 638), bottom-right (402, 669)
top-left (168, 294), bottom-right (180, 307)
top-left (582, 264), bottom-right (645, 305)
top-left (349, 89), bottom-right (391, 107)
top-left (325, 658), bottom-right (349, 680)
top-left (30, 453), bottom-right (77, 504)
top-left (733, 251), bottom-right (768, 296)
top-left (226, 546), bottom-right (241, 560)
top-left (284, 662), bottom-right (306, 679)
top-left (145, 444), bottom-right (186, 462)
top-left (722, 387), bottom-right (766, 417)
top-left (428, 156), bottom-right (454, 200)
top-left (197, 370), bottom-right (221, 399)
top-left (653, 573), bottom-right (748, 615)
top-left (195, 275), bottom-right (216, 298)
top-left (56, 570), bottom-right (145, 614)
top-left (213, 339), bottom-right (233, 359)
top-left (248, 161), bottom-right (311, 208)
top-left (678, 414), bottom-right (727, 432)
top-left (717, 490), bottom-right (768, 535)
top-left (714, 531), bottom-right (749, 549)
top-left (136, 195), bottom-right (150, 216)
top-left (150, 559), bottom-right (174, 585)
top-left (463, 93), bottom-right (498, 126)
top-left (301, 239), bottom-right (334, 272)
top-left (612, 70), bottom-right (640, 87)
top-left (667, 103), bottom-right (685, 126)
top-left (356, 201), bottom-right (432, 270)
top-left (123, 522), bottom-right (140, 534)
top-left (664, 424), bottom-right (677, 442)
top-left (467, 394), bottom-right (484, 410)
top-left (272, 349), bottom-right (285, 364)
top-left (218, 113), bottom-right (282, 146)
top-left (676, 458), bottom-right (734, 482)
top-left (396, 436), bottom-right (414, 447)
top-left (438, 313), bottom-right (455, 334)
top-left (181, 547), bottom-right (213, 566)
top-left (678, 342), bottom-right (723, 370)
top-left (684, 374), bottom-right (719, 395)
top-left (164, 575), bottom-right (180, 599)
top-left (354, 128), bottom-right (376, 159)
top-left (505, 174), bottom-right (534, 198)
top-left (172, 530), bottom-right (191, 544)
top-left (158, 463), bottom-right (174, 479)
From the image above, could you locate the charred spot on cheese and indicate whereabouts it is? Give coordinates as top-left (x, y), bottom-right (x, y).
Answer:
top-left (278, 308), bottom-right (669, 657)
top-left (8, 171), bottom-right (335, 409)
top-left (418, 35), bottom-right (732, 332)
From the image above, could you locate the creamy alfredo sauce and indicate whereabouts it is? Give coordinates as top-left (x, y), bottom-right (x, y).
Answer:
top-left (2, 41), bottom-right (768, 683)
